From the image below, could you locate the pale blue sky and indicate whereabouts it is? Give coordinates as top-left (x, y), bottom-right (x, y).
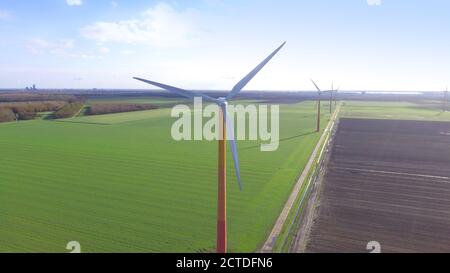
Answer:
top-left (0, 0), bottom-right (449, 91)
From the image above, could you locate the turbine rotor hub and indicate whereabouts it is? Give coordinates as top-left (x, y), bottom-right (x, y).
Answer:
top-left (217, 97), bottom-right (228, 107)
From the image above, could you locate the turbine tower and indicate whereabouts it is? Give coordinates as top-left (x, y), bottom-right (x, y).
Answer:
top-left (134, 42), bottom-right (286, 253)
top-left (311, 79), bottom-right (322, 132)
top-left (334, 86), bottom-right (340, 107)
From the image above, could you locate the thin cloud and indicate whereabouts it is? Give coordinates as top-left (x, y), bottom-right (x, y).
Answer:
top-left (80, 2), bottom-right (200, 47)
top-left (26, 38), bottom-right (100, 59)
top-left (367, 0), bottom-right (382, 6)
top-left (66, 0), bottom-right (83, 6)
top-left (26, 38), bottom-right (74, 55)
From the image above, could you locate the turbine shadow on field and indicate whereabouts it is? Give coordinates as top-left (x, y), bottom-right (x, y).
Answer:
top-left (49, 120), bottom-right (112, 126)
top-left (241, 130), bottom-right (316, 151)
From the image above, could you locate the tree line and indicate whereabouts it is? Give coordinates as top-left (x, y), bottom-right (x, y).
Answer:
top-left (0, 101), bottom-right (67, 122)
top-left (0, 108), bottom-right (16, 122)
top-left (0, 93), bottom-right (77, 102)
top-left (52, 101), bottom-right (85, 119)
top-left (0, 92), bottom-right (160, 123)
top-left (87, 103), bottom-right (158, 115)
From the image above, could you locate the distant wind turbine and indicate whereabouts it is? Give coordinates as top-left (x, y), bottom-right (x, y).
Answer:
top-left (334, 86), bottom-right (340, 107)
top-left (330, 82), bottom-right (334, 114)
top-left (311, 80), bottom-right (338, 132)
top-left (329, 83), bottom-right (339, 114)
top-left (311, 79), bottom-right (323, 132)
top-left (134, 41), bottom-right (286, 253)
top-left (444, 87), bottom-right (448, 112)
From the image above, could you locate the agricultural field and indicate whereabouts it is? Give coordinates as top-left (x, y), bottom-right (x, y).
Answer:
top-left (305, 118), bottom-right (450, 252)
top-left (0, 99), bottom-right (331, 252)
top-left (340, 100), bottom-right (450, 121)
top-left (86, 96), bottom-right (186, 107)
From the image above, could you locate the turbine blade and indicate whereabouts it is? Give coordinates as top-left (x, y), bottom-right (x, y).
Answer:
top-left (133, 77), bottom-right (218, 103)
top-left (226, 42), bottom-right (286, 100)
top-left (310, 79), bottom-right (321, 93)
top-left (224, 107), bottom-right (243, 191)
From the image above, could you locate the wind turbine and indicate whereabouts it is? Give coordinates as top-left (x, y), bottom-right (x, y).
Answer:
top-left (444, 87), bottom-right (448, 112)
top-left (311, 79), bottom-right (322, 132)
top-left (311, 80), bottom-right (337, 132)
top-left (334, 86), bottom-right (340, 107)
top-left (328, 82), bottom-right (339, 114)
top-left (133, 42), bottom-right (286, 253)
top-left (330, 82), bottom-right (334, 114)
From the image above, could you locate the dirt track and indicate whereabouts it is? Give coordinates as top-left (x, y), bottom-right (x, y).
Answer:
top-left (305, 118), bottom-right (450, 253)
top-left (260, 105), bottom-right (341, 252)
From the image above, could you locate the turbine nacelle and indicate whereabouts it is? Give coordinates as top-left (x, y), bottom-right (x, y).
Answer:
top-left (217, 97), bottom-right (228, 107)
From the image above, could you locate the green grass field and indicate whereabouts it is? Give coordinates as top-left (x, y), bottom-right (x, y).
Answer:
top-left (0, 100), bottom-right (331, 252)
top-left (340, 100), bottom-right (450, 121)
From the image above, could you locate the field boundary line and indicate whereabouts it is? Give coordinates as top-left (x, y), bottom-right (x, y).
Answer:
top-left (51, 120), bottom-right (112, 126)
top-left (73, 103), bottom-right (86, 118)
top-left (260, 104), bottom-right (341, 253)
top-left (335, 167), bottom-right (450, 180)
